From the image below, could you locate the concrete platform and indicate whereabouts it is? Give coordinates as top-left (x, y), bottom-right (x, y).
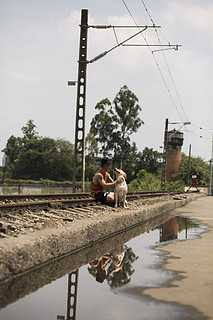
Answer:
top-left (143, 196), bottom-right (213, 319)
top-left (0, 193), bottom-right (202, 282)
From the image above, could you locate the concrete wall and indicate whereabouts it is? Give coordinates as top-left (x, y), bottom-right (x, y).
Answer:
top-left (0, 183), bottom-right (75, 195)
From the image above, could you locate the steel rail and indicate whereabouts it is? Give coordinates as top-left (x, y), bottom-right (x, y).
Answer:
top-left (0, 191), bottom-right (183, 212)
top-left (0, 192), bottom-right (91, 202)
top-left (0, 190), bottom-right (178, 202)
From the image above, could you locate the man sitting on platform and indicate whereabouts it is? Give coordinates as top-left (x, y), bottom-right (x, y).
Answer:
top-left (90, 157), bottom-right (122, 204)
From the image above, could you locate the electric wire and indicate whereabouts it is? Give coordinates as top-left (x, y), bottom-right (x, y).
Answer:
top-left (191, 123), bottom-right (212, 135)
top-left (121, 0), bottom-right (213, 160)
top-left (139, 1), bottom-right (213, 155)
top-left (189, 123), bottom-right (213, 143)
top-left (140, 0), bottom-right (189, 123)
top-left (121, 0), bottom-right (186, 123)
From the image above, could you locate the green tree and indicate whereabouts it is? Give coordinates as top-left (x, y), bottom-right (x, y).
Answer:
top-left (3, 136), bottom-right (21, 163)
top-left (90, 98), bottom-right (118, 157)
top-left (12, 137), bottom-right (56, 179)
top-left (137, 147), bottom-right (162, 175)
top-left (89, 86), bottom-right (144, 168)
top-left (3, 120), bottom-right (74, 181)
top-left (47, 139), bottom-right (74, 181)
top-left (3, 135), bottom-right (23, 177)
top-left (113, 85), bottom-right (144, 167)
top-left (128, 169), bottom-right (161, 191)
top-left (85, 132), bottom-right (99, 181)
top-left (22, 119), bottom-right (38, 141)
top-left (113, 141), bottom-right (139, 182)
top-left (178, 153), bottom-right (210, 186)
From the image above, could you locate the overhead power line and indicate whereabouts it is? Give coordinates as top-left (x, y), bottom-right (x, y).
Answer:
top-left (191, 123), bottom-right (212, 135)
top-left (140, 0), bottom-right (189, 122)
top-left (121, 0), bottom-right (188, 124)
top-left (189, 123), bottom-right (213, 143)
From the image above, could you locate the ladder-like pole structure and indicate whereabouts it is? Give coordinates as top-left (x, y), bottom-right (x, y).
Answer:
top-left (73, 9), bottom-right (88, 192)
top-left (66, 270), bottom-right (79, 320)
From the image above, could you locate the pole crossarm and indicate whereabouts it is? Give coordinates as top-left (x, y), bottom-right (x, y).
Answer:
top-left (151, 45), bottom-right (181, 53)
top-left (122, 44), bottom-right (180, 47)
top-left (87, 24), bottom-right (161, 29)
top-left (88, 27), bottom-right (149, 63)
top-left (87, 25), bottom-right (181, 64)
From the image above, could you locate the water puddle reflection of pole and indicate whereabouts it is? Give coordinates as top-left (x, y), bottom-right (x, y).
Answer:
top-left (57, 270), bottom-right (79, 320)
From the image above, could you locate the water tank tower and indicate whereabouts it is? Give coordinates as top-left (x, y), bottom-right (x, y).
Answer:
top-left (166, 129), bottom-right (184, 182)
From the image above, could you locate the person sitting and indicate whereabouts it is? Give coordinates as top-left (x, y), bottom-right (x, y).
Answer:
top-left (90, 157), bottom-right (121, 204)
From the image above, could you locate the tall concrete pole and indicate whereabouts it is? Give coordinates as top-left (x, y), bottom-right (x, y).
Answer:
top-left (73, 9), bottom-right (88, 192)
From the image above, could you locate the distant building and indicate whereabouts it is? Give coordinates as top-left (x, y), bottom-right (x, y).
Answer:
top-left (166, 129), bottom-right (184, 182)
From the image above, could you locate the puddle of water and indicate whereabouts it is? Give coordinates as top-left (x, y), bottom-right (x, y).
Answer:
top-left (0, 214), bottom-right (207, 320)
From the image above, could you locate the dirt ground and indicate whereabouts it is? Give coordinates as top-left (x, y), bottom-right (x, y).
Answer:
top-left (143, 196), bottom-right (213, 319)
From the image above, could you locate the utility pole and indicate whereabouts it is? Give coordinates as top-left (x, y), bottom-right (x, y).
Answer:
top-left (161, 118), bottom-right (168, 191)
top-left (73, 9), bottom-right (88, 192)
top-left (71, 10), bottom-right (181, 192)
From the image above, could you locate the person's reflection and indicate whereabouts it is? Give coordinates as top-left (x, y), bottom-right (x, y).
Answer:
top-left (90, 255), bottom-right (111, 283)
top-left (89, 245), bottom-right (125, 283)
top-left (108, 245), bottom-right (125, 274)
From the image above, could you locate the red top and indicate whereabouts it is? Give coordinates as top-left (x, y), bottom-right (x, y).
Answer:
top-left (91, 169), bottom-right (110, 198)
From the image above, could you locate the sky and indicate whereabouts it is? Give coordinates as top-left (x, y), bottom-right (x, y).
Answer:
top-left (0, 0), bottom-right (213, 166)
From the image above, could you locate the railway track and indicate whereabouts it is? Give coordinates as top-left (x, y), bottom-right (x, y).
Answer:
top-left (0, 191), bottom-right (180, 207)
top-left (0, 191), bottom-right (186, 238)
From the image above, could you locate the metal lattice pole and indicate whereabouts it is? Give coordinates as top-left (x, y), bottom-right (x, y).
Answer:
top-left (66, 270), bottom-right (79, 320)
top-left (73, 9), bottom-right (88, 192)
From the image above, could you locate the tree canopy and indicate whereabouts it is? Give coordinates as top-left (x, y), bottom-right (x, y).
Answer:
top-left (3, 120), bottom-right (74, 181)
top-left (89, 85), bottom-right (144, 169)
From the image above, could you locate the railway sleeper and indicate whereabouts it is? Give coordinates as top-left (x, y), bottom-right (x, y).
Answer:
top-left (40, 211), bottom-right (74, 222)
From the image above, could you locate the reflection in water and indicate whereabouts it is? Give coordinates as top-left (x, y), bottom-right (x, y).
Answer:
top-left (89, 255), bottom-right (112, 283)
top-left (160, 216), bottom-right (197, 243)
top-left (57, 270), bottom-right (79, 320)
top-left (160, 216), bottom-right (178, 242)
top-left (0, 215), bottom-right (205, 320)
top-left (57, 245), bottom-right (138, 319)
top-left (88, 245), bottom-right (138, 288)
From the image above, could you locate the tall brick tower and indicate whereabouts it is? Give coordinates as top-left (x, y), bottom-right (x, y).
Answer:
top-left (166, 129), bottom-right (184, 182)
